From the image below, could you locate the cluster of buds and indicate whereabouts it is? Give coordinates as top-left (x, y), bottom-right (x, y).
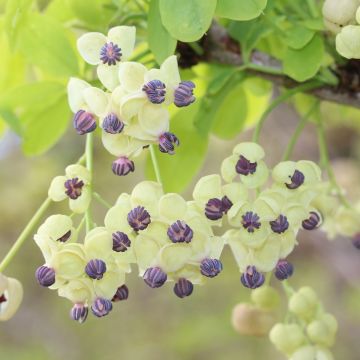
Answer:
top-left (270, 286), bottom-right (337, 359)
top-left (69, 26), bottom-right (196, 176)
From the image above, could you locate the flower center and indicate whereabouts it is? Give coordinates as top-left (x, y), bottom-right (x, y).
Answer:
top-left (241, 211), bottom-right (261, 233)
top-left (64, 177), bottom-right (84, 200)
top-left (100, 42), bottom-right (122, 65)
top-left (127, 206), bottom-right (151, 231)
top-left (286, 170), bottom-right (305, 189)
top-left (0, 293), bottom-right (7, 304)
top-left (270, 214), bottom-right (289, 234)
top-left (57, 230), bottom-right (72, 243)
top-left (142, 80), bottom-right (166, 104)
top-left (236, 155), bottom-right (257, 176)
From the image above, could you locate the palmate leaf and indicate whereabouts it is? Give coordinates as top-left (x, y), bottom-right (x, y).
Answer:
top-left (216, 0), bottom-right (268, 21)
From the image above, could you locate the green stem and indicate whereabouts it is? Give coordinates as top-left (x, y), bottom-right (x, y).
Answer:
top-left (247, 63), bottom-right (283, 76)
top-left (76, 216), bottom-right (86, 235)
top-left (85, 133), bottom-right (94, 232)
top-left (252, 81), bottom-right (322, 143)
top-left (0, 197), bottom-right (52, 273)
top-left (130, 49), bottom-right (151, 62)
top-left (149, 145), bottom-right (162, 185)
top-left (188, 42), bottom-right (204, 56)
top-left (93, 192), bottom-right (112, 209)
top-left (282, 280), bottom-right (295, 298)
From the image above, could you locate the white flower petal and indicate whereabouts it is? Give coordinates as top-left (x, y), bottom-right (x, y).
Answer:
top-left (77, 32), bottom-right (106, 65)
top-left (131, 181), bottom-right (163, 216)
top-left (134, 235), bottom-right (160, 273)
top-left (82, 87), bottom-right (109, 117)
top-left (233, 142), bottom-right (265, 161)
top-left (0, 277), bottom-right (23, 321)
top-left (192, 174), bottom-right (222, 204)
top-left (221, 155), bottom-right (238, 183)
top-left (118, 62), bottom-right (147, 92)
top-left (67, 78), bottom-right (91, 113)
top-left (107, 26), bottom-right (136, 60)
top-left (97, 64), bottom-right (120, 91)
top-left (65, 164), bottom-right (91, 183)
top-left (138, 103), bottom-right (169, 136)
top-left (48, 176), bottom-right (67, 202)
top-left (104, 203), bottom-right (133, 233)
top-left (159, 243), bottom-right (192, 272)
top-left (158, 193), bottom-right (187, 221)
top-left (120, 93), bottom-right (147, 121)
top-left (69, 187), bottom-right (91, 214)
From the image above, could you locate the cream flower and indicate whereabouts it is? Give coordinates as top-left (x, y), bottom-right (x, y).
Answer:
top-left (0, 273), bottom-right (23, 321)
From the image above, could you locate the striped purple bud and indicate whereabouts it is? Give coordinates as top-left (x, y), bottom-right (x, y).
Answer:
top-left (142, 80), bottom-right (166, 104)
top-left (85, 259), bottom-right (107, 280)
top-left (73, 110), bottom-right (96, 135)
top-left (270, 214), bottom-right (289, 234)
top-left (173, 278), bottom-right (194, 298)
top-left (200, 258), bottom-right (223, 278)
top-left (302, 211), bottom-right (321, 230)
top-left (91, 297), bottom-right (113, 317)
top-left (35, 265), bottom-right (55, 287)
top-left (112, 156), bottom-right (135, 176)
top-left (167, 220), bottom-right (193, 243)
top-left (127, 206), bottom-right (151, 231)
top-left (205, 196), bottom-right (233, 220)
top-left (242, 211), bottom-right (261, 233)
top-left (221, 195), bottom-right (233, 214)
top-left (174, 81), bottom-right (195, 107)
top-left (57, 230), bottom-right (71, 243)
top-left (64, 177), bottom-right (84, 200)
top-left (112, 231), bottom-right (131, 252)
top-left (112, 284), bottom-right (129, 302)
top-left (274, 259), bottom-right (294, 281)
top-left (286, 170), bottom-right (305, 189)
top-left (102, 113), bottom-right (124, 134)
top-left (241, 266), bottom-right (265, 289)
top-left (70, 303), bottom-right (88, 324)
top-left (158, 132), bottom-right (180, 155)
top-left (143, 267), bottom-right (167, 288)
top-left (236, 155), bottom-right (257, 176)
top-left (100, 42), bottom-right (122, 65)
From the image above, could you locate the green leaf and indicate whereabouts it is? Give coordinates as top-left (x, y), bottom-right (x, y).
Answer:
top-left (146, 102), bottom-right (208, 193)
top-left (67, 0), bottom-right (107, 28)
top-left (159, 0), bottom-right (217, 42)
top-left (148, 0), bottom-right (177, 64)
top-left (0, 109), bottom-right (22, 135)
top-left (283, 34), bottom-right (324, 82)
top-left (216, 0), bottom-right (268, 21)
top-left (285, 25), bottom-right (315, 49)
top-left (17, 13), bottom-right (79, 76)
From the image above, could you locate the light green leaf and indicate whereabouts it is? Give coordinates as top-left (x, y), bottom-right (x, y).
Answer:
top-left (46, 0), bottom-right (74, 23)
top-left (67, 0), bottom-right (107, 28)
top-left (148, 0), bottom-right (177, 64)
top-left (216, 0), bottom-right (267, 21)
top-left (285, 25), bottom-right (315, 49)
top-left (0, 109), bottom-right (22, 135)
top-left (159, 0), bottom-right (217, 42)
top-left (0, 118), bottom-right (6, 138)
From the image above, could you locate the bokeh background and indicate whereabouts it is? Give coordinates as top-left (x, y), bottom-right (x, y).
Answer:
top-left (0, 100), bottom-right (359, 360)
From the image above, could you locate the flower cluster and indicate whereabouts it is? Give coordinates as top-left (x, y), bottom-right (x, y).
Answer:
top-left (270, 286), bottom-right (337, 360)
top-left (69, 26), bottom-right (196, 175)
top-left (0, 273), bottom-right (23, 321)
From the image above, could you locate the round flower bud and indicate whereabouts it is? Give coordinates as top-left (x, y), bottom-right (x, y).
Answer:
top-left (174, 81), bottom-right (195, 107)
top-left (290, 346), bottom-right (334, 360)
top-left (142, 80), bottom-right (166, 104)
top-left (167, 221), bottom-right (193, 243)
top-left (269, 323), bottom-right (306, 355)
top-left (302, 211), bottom-right (322, 230)
top-left (91, 297), bottom-right (113, 317)
top-left (143, 267), bottom-right (167, 288)
top-left (205, 198), bottom-right (223, 220)
top-left (70, 303), bottom-right (88, 324)
top-left (127, 206), bottom-right (151, 231)
top-left (173, 278), bottom-right (194, 298)
top-left (85, 259), bottom-right (107, 280)
top-left (232, 303), bottom-right (276, 336)
top-left (102, 113), bottom-right (124, 134)
top-left (241, 266), bottom-right (265, 289)
top-left (35, 266), bottom-right (55, 287)
top-left (158, 132), bottom-right (180, 155)
top-left (306, 313), bottom-right (337, 347)
top-left (112, 231), bottom-right (131, 252)
top-left (112, 156), bottom-right (135, 176)
top-left (289, 287), bottom-right (319, 321)
top-left (112, 284), bottom-right (129, 302)
top-left (200, 258), bottom-right (223, 278)
top-left (251, 286), bottom-right (280, 310)
top-left (73, 110), bottom-right (96, 135)
top-left (274, 260), bottom-right (294, 281)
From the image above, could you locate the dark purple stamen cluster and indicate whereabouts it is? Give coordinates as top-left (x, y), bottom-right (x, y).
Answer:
top-left (240, 266), bottom-right (265, 289)
top-left (242, 211), bottom-right (261, 233)
top-left (158, 132), bottom-right (180, 155)
top-left (286, 170), bottom-right (305, 189)
top-left (173, 278), bottom-right (194, 298)
top-left (236, 155), bottom-right (257, 176)
top-left (142, 80), bottom-right (166, 104)
top-left (112, 231), bottom-right (131, 252)
top-left (0, 294), bottom-right (7, 304)
top-left (352, 233), bottom-right (360, 250)
top-left (127, 206), bottom-right (151, 231)
top-left (167, 220), bottom-right (193, 243)
top-left (102, 113), bottom-right (124, 134)
top-left (112, 156), bottom-right (135, 176)
top-left (143, 267), bottom-right (167, 288)
top-left (112, 284), bottom-right (129, 302)
top-left (73, 110), bottom-right (97, 135)
top-left (70, 303), bottom-right (88, 324)
top-left (274, 259), bottom-right (294, 281)
top-left (57, 230), bottom-right (71, 243)
top-left (174, 81), bottom-right (196, 107)
top-left (91, 297), bottom-right (113, 317)
top-left (270, 214), bottom-right (289, 234)
top-left (35, 266), bottom-right (55, 287)
top-left (200, 258), bottom-right (223, 278)
top-left (64, 177), bottom-right (84, 200)
top-left (85, 259), bottom-right (107, 280)
top-left (100, 42), bottom-right (122, 65)
top-left (302, 211), bottom-right (321, 230)
top-left (205, 196), bottom-right (233, 221)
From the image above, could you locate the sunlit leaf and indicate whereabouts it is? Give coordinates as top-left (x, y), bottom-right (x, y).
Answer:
top-left (216, 0), bottom-right (268, 21)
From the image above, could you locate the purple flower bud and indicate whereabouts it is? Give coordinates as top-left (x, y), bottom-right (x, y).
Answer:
top-left (221, 196), bottom-right (233, 214)
top-left (35, 265), bottom-right (55, 287)
top-left (112, 231), bottom-right (131, 252)
top-left (167, 220), bottom-right (193, 243)
top-left (302, 211), bottom-right (321, 230)
top-left (64, 177), bottom-right (84, 200)
top-left (100, 42), bottom-right (122, 65)
top-left (112, 284), bottom-right (129, 302)
top-left (236, 155), bottom-right (257, 176)
top-left (270, 214), bottom-right (289, 234)
top-left (205, 198), bottom-right (223, 220)
top-left (127, 206), bottom-right (151, 231)
top-left (173, 278), bottom-right (194, 298)
top-left (274, 259), bottom-right (294, 281)
top-left (352, 233), bottom-right (360, 249)
top-left (242, 211), bottom-right (261, 233)
top-left (200, 258), bottom-right (223, 278)
top-left (143, 267), bottom-right (167, 288)
top-left (102, 113), bottom-right (124, 134)
top-left (286, 170), bottom-right (305, 189)
top-left (57, 230), bottom-right (72, 243)
top-left (142, 80), bottom-right (166, 104)
top-left (158, 132), bottom-right (180, 155)
top-left (240, 266), bottom-right (265, 289)
top-left (73, 110), bottom-right (97, 135)
top-left (91, 297), bottom-right (113, 317)
top-left (112, 156), bottom-right (135, 176)
top-left (85, 259), bottom-right (107, 280)
top-left (70, 303), bottom-right (88, 324)
top-left (174, 81), bottom-right (195, 107)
